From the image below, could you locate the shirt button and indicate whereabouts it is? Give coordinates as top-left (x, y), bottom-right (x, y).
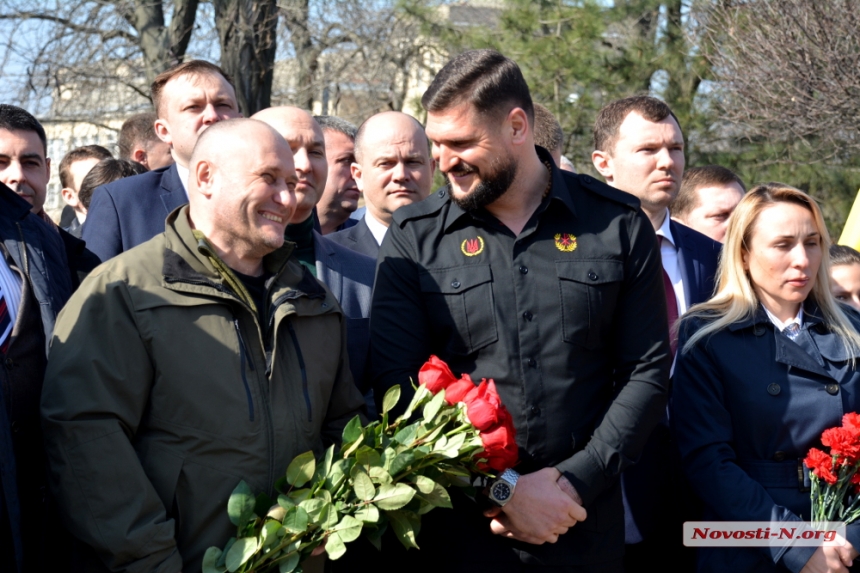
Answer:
top-left (773, 451), bottom-right (786, 462)
top-left (527, 358), bottom-right (537, 368)
top-left (522, 311), bottom-right (533, 321)
top-left (519, 266), bottom-right (528, 275)
top-left (530, 406), bottom-right (541, 416)
top-left (451, 280), bottom-right (461, 289)
top-left (588, 272), bottom-right (598, 281)
top-left (767, 383), bottom-right (780, 396)
top-left (826, 383), bottom-right (840, 395)
top-left (439, 189), bottom-right (446, 198)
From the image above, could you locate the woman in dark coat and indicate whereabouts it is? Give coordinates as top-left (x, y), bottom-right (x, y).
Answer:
top-left (673, 183), bottom-right (860, 573)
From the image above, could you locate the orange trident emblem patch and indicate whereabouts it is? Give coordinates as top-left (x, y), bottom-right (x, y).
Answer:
top-left (554, 233), bottom-right (577, 252)
top-left (461, 236), bottom-right (485, 257)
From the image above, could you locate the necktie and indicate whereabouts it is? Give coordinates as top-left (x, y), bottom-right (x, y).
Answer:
top-left (659, 237), bottom-right (679, 356)
top-left (0, 283), bottom-right (11, 353)
top-left (783, 322), bottom-right (801, 340)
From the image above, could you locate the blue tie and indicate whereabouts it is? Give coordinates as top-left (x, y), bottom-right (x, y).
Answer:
top-left (783, 322), bottom-right (801, 340)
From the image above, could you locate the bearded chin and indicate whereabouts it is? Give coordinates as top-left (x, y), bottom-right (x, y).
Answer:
top-left (449, 155), bottom-right (518, 212)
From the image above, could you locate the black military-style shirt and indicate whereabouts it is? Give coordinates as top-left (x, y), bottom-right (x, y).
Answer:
top-left (370, 148), bottom-right (670, 514)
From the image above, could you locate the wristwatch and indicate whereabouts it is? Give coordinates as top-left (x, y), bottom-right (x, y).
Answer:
top-left (488, 468), bottom-right (520, 506)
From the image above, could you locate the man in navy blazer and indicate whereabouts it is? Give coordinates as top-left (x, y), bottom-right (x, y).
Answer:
top-left (592, 95), bottom-right (720, 570)
top-left (83, 60), bottom-right (241, 262)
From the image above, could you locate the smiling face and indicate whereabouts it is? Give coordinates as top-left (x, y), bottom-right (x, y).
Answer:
top-left (0, 128), bottom-right (50, 214)
top-left (592, 111), bottom-right (684, 222)
top-left (353, 112), bottom-right (434, 226)
top-left (743, 201), bottom-right (822, 322)
top-left (154, 72), bottom-right (240, 166)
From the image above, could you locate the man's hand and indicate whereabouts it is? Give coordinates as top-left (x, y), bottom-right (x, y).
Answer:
top-left (482, 467), bottom-right (586, 544)
top-left (800, 540), bottom-right (858, 573)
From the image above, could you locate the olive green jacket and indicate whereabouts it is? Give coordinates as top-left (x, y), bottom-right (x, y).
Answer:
top-left (41, 206), bottom-right (365, 573)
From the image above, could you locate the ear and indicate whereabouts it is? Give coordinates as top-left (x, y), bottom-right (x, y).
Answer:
top-left (742, 248), bottom-right (750, 270)
top-left (132, 148), bottom-right (149, 169)
top-left (45, 157), bottom-right (51, 180)
top-left (154, 118), bottom-right (172, 145)
top-left (61, 187), bottom-right (76, 205)
top-left (591, 150), bottom-right (614, 181)
top-left (351, 163), bottom-right (364, 192)
top-left (194, 160), bottom-right (215, 198)
top-left (507, 107), bottom-right (529, 145)
top-left (429, 156), bottom-right (436, 177)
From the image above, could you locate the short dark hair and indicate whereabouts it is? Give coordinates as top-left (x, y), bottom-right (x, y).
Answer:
top-left (118, 112), bottom-right (159, 160)
top-left (831, 244), bottom-right (860, 267)
top-left (78, 158), bottom-right (147, 210)
top-left (532, 103), bottom-right (564, 155)
top-left (671, 165), bottom-right (747, 218)
top-left (593, 95), bottom-right (680, 152)
top-left (314, 115), bottom-right (356, 140)
top-left (421, 49), bottom-right (533, 123)
top-left (151, 60), bottom-right (234, 117)
top-left (58, 145), bottom-right (113, 189)
top-left (0, 104), bottom-right (47, 155)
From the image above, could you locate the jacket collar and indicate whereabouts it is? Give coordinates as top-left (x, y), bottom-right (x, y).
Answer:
top-left (0, 182), bottom-right (37, 221)
top-left (442, 146), bottom-right (577, 233)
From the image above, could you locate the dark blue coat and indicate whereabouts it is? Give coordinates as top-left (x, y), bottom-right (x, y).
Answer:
top-left (82, 164), bottom-right (187, 262)
top-left (672, 303), bottom-right (860, 572)
top-left (326, 216), bottom-right (380, 259)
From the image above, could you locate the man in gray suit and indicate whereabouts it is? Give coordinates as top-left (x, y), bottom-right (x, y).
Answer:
top-left (252, 107), bottom-right (375, 397)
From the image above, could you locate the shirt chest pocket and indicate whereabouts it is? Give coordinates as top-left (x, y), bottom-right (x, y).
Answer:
top-left (418, 264), bottom-right (498, 356)
top-left (556, 259), bottom-right (624, 350)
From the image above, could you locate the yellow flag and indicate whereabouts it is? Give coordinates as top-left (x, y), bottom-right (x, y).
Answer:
top-left (839, 188), bottom-right (860, 250)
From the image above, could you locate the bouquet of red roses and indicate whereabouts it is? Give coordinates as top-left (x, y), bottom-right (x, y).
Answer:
top-left (203, 356), bottom-right (517, 573)
top-left (804, 412), bottom-right (860, 524)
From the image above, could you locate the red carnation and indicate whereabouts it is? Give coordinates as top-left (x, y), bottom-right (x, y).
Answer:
top-left (478, 408), bottom-right (518, 472)
top-left (844, 413), bottom-right (860, 437)
top-left (464, 379), bottom-right (503, 431)
top-left (444, 374), bottom-right (475, 405)
top-left (805, 448), bottom-right (838, 485)
top-left (418, 355), bottom-right (458, 394)
top-left (822, 427), bottom-right (860, 464)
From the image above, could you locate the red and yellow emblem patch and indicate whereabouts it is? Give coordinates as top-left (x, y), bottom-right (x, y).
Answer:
top-left (554, 233), bottom-right (577, 252)
top-left (461, 236), bottom-right (485, 257)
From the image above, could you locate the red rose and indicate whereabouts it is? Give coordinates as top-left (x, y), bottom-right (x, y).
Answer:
top-left (464, 379), bottom-right (502, 431)
top-left (478, 408), bottom-right (518, 471)
top-left (822, 427), bottom-right (860, 464)
top-left (805, 447), bottom-right (838, 485)
top-left (418, 355), bottom-right (458, 394)
top-left (444, 374), bottom-right (475, 405)
top-left (844, 413), bottom-right (860, 436)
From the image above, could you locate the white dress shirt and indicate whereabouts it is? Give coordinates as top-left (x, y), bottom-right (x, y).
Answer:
top-left (762, 305), bottom-right (804, 333)
top-left (174, 163), bottom-right (190, 199)
top-left (655, 209), bottom-right (687, 315)
top-left (364, 211), bottom-right (388, 246)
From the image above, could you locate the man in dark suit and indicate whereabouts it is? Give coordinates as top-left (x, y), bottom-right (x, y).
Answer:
top-left (327, 111), bottom-right (435, 259)
top-left (82, 60), bottom-right (241, 262)
top-left (592, 95), bottom-right (720, 570)
top-left (253, 107), bottom-right (376, 397)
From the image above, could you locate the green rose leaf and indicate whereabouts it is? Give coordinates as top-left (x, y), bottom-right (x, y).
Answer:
top-left (387, 510), bottom-right (420, 549)
top-left (326, 459), bottom-right (348, 490)
top-left (277, 494), bottom-right (296, 510)
top-left (355, 447), bottom-right (382, 468)
top-left (392, 423), bottom-right (418, 447)
top-left (422, 391), bottom-right (446, 426)
top-left (373, 483), bottom-right (416, 510)
top-left (287, 488), bottom-right (312, 504)
top-left (444, 432), bottom-right (467, 458)
top-left (368, 466), bottom-right (393, 485)
top-left (261, 521), bottom-right (282, 549)
top-left (315, 445), bottom-right (334, 482)
top-left (342, 415), bottom-right (362, 445)
top-left (225, 536), bottom-right (258, 572)
top-left (202, 547), bottom-right (226, 573)
top-left (354, 503), bottom-right (380, 523)
top-left (389, 451), bottom-right (416, 477)
top-left (335, 514), bottom-right (364, 543)
top-left (353, 469), bottom-right (376, 501)
top-left (413, 476), bottom-right (452, 509)
top-left (286, 451), bottom-right (316, 488)
top-left (278, 551), bottom-right (301, 573)
top-left (381, 385), bottom-right (401, 414)
top-left (402, 384), bottom-right (430, 419)
top-left (217, 538), bottom-right (235, 568)
top-left (283, 506), bottom-right (309, 533)
top-left (227, 481), bottom-right (257, 526)
top-left (326, 530), bottom-right (347, 560)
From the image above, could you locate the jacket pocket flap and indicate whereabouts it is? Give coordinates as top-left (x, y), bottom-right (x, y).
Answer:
top-left (556, 259), bottom-right (623, 285)
top-left (418, 265), bottom-right (493, 294)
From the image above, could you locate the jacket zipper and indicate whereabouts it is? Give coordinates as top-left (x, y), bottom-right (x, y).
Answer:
top-left (286, 321), bottom-right (313, 422)
top-left (233, 319), bottom-right (255, 421)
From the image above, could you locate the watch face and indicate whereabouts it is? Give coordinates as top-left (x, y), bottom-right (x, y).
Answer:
top-left (491, 481), bottom-right (512, 502)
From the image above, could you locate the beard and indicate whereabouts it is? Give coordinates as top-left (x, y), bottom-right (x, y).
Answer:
top-left (448, 153), bottom-right (518, 212)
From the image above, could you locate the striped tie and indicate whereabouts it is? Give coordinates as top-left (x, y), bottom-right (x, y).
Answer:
top-left (0, 283), bottom-right (10, 353)
top-left (783, 322), bottom-right (801, 340)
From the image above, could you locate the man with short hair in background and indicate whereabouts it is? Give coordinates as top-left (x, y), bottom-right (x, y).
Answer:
top-left (670, 164), bottom-right (746, 243)
top-left (42, 118), bottom-right (365, 573)
top-left (314, 115), bottom-right (360, 235)
top-left (117, 111), bottom-right (174, 171)
top-left (57, 145), bottom-right (112, 237)
top-left (83, 60), bottom-right (241, 262)
top-left (327, 111), bottom-right (435, 259)
top-left (533, 103), bottom-right (565, 166)
top-left (253, 107), bottom-right (376, 400)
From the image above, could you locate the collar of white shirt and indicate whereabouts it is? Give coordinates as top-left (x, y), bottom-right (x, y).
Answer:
top-left (175, 163), bottom-right (190, 196)
top-left (364, 211), bottom-right (388, 246)
top-left (762, 304), bottom-right (804, 332)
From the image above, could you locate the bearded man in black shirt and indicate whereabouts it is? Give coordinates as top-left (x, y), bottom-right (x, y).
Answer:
top-left (364, 49), bottom-right (671, 573)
